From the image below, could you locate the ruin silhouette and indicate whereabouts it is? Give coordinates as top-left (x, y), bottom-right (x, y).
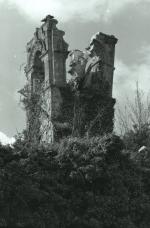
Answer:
top-left (20, 15), bottom-right (118, 144)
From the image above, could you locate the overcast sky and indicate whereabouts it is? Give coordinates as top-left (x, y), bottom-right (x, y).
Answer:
top-left (0, 0), bottom-right (150, 139)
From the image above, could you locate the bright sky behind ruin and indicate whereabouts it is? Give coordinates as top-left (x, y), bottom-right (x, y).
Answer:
top-left (0, 0), bottom-right (149, 143)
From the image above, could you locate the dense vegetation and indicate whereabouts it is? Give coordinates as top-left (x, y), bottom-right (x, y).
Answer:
top-left (0, 132), bottom-right (150, 227)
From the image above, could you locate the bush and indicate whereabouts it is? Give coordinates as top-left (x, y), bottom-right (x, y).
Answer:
top-left (0, 135), bottom-right (150, 227)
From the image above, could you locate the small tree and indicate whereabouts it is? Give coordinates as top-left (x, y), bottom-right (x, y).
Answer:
top-left (116, 83), bottom-right (150, 151)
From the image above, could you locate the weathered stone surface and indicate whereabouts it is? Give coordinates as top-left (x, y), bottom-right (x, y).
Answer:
top-left (22, 15), bottom-right (69, 144)
top-left (68, 32), bottom-right (117, 137)
top-left (20, 16), bottom-right (117, 144)
top-left (68, 32), bottom-right (117, 96)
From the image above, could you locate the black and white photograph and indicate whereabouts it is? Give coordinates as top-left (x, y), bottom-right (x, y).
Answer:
top-left (0, 0), bottom-right (150, 227)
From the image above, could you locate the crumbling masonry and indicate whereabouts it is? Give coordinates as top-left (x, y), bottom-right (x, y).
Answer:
top-left (20, 15), bottom-right (118, 144)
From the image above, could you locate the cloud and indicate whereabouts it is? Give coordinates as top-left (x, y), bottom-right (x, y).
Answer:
top-left (0, 0), bottom-right (146, 22)
top-left (0, 2), bottom-right (33, 137)
top-left (113, 45), bottom-right (150, 103)
top-left (0, 131), bottom-right (15, 145)
top-left (113, 45), bottom-right (150, 134)
top-left (0, 0), bottom-right (149, 137)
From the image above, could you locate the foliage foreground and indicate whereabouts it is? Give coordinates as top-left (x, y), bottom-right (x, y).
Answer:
top-left (0, 134), bottom-right (150, 228)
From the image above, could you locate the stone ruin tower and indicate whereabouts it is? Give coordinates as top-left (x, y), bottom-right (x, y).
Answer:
top-left (20, 15), bottom-right (118, 144)
top-left (21, 15), bottom-right (69, 143)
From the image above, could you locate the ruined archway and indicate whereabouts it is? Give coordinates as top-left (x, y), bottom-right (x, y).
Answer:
top-left (31, 50), bottom-right (45, 94)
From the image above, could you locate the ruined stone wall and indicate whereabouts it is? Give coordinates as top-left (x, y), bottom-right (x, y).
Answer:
top-left (68, 32), bottom-right (117, 137)
top-left (21, 15), bottom-right (69, 144)
top-left (20, 15), bottom-right (118, 144)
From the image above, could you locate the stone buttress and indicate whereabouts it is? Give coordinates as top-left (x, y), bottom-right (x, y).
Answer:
top-left (22, 15), bottom-right (69, 143)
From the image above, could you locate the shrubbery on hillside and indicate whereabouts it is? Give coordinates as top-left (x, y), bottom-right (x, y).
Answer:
top-left (0, 134), bottom-right (150, 227)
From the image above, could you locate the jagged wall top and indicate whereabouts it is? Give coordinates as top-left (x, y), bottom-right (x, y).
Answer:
top-left (68, 32), bottom-right (118, 96)
top-left (25, 15), bottom-right (68, 88)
